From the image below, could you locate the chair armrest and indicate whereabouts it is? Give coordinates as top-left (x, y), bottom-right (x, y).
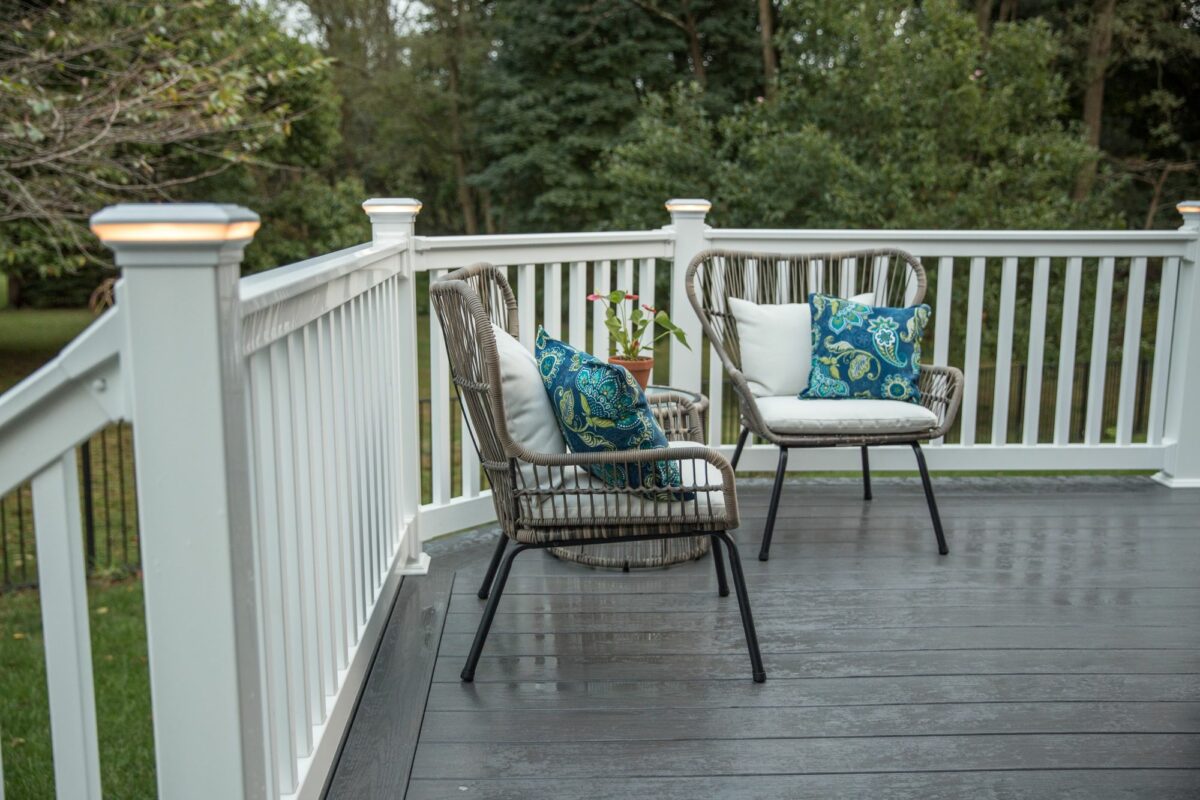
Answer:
top-left (647, 392), bottom-right (703, 442)
top-left (920, 364), bottom-right (964, 439)
top-left (512, 444), bottom-right (739, 530)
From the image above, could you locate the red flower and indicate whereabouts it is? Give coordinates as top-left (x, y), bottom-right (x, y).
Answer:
top-left (642, 304), bottom-right (657, 313)
top-left (586, 293), bottom-right (603, 302)
top-left (625, 293), bottom-right (639, 300)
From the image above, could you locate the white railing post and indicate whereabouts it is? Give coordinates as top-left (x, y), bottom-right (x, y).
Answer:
top-left (362, 198), bottom-right (430, 573)
top-left (665, 198), bottom-right (711, 392)
top-left (1157, 200), bottom-right (1200, 487)
top-left (91, 204), bottom-right (268, 798)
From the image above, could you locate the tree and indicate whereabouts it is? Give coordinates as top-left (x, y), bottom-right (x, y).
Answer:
top-left (0, 0), bottom-right (336, 283)
top-left (976, 0), bottom-right (1200, 226)
top-left (607, 0), bottom-right (1120, 231)
top-left (474, 0), bottom-right (761, 232)
top-left (1074, 0), bottom-right (1119, 200)
top-left (299, 0), bottom-right (494, 234)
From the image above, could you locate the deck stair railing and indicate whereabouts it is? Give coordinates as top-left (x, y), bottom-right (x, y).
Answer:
top-left (0, 197), bottom-right (1197, 798)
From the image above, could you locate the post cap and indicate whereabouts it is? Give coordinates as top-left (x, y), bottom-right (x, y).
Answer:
top-left (664, 198), bottom-right (712, 214)
top-left (90, 203), bottom-right (260, 245)
top-left (363, 198), bottom-right (423, 216)
top-left (1179, 201), bottom-right (1200, 231)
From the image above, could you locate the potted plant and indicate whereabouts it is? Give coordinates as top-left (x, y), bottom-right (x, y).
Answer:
top-left (588, 289), bottom-right (690, 389)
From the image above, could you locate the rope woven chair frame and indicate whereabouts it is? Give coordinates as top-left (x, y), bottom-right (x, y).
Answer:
top-left (686, 248), bottom-right (964, 561)
top-left (430, 262), bottom-right (765, 682)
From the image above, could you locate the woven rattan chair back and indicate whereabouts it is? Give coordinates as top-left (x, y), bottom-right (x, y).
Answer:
top-left (429, 263), bottom-right (526, 533)
top-left (686, 248), bottom-right (925, 378)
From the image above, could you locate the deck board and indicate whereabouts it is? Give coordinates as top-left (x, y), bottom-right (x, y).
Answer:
top-left (326, 477), bottom-right (1200, 798)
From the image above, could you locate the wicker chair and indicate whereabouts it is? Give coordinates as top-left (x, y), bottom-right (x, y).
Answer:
top-left (686, 248), bottom-right (964, 561)
top-left (430, 263), bottom-right (765, 683)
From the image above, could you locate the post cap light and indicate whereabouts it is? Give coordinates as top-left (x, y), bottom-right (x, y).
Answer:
top-left (90, 203), bottom-right (260, 245)
top-left (664, 199), bottom-right (712, 214)
top-left (1178, 201), bottom-right (1200, 215)
top-left (362, 198), bottom-right (423, 215)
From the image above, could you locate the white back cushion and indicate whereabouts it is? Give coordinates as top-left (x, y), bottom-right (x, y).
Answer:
top-left (728, 292), bottom-right (877, 398)
top-left (728, 297), bottom-right (810, 397)
top-left (491, 324), bottom-right (567, 455)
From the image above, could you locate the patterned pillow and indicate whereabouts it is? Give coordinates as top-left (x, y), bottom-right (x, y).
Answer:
top-left (535, 328), bottom-right (681, 492)
top-left (801, 293), bottom-right (930, 403)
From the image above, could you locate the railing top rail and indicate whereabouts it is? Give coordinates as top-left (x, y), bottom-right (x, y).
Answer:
top-left (238, 240), bottom-right (404, 315)
top-left (413, 229), bottom-right (675, 270)
top-left (708, 227), bottom-right (1193, 243)
top-left (0, 309), bottom-right (125, 496)
top-left (707, 227), bottom-right (1193, 258)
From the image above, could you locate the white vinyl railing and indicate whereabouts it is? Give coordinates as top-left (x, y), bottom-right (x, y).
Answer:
top-left (0, 196), bottom-right (1197, 799)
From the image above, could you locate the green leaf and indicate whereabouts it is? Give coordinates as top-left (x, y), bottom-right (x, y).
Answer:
top-left (608, 289), bottom-right (625, 304)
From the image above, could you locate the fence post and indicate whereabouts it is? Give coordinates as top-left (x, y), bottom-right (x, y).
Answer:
top-left (91, 204), bottom-right (268, 798)
top-left (1157, 200), bottom-right (1200, 487)
top-left (665, 198), bottom-right (711, 392)
top-left (362, 198), bottom-right (430, 573)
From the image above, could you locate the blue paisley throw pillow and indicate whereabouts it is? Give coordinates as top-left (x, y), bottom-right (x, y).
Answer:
top-left (801, 293), bottom-right (930, 403)
top-left (535, 328), bottom-right (681, 492)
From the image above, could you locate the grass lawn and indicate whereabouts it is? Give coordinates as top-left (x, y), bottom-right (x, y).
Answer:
top-left (0, 307), bottom-right (96, 393)
top-left (0, 580), bottom-right (155, 797)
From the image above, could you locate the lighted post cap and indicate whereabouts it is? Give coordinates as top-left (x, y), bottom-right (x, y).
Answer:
top-left (362, 198), bottom-right (423, 216)
top-left (1179, 201), bottom-right (1200, 231)
top-left (90, 203), bottom-right (260, 245)
top-left (664, 198), bottom-right (713, 214)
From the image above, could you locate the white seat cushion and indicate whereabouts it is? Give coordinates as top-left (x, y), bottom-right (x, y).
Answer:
top-left (728, 293), bottom-right (875, 397)
top-left (492, 324), bottom-right (566, 455)
top-left (527, 442), bottom-right (726, 521)
top-left (756, 396), bottom-right (938, 435)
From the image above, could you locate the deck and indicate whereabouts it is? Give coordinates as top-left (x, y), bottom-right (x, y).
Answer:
top-left (326, 476), bottom-right (1200, 799)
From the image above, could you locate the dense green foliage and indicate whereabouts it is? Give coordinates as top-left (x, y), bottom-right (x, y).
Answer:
top-left (608, 1), bottom-right (1122, 230)
top-left (1, 0), bottom-right (1197, 306)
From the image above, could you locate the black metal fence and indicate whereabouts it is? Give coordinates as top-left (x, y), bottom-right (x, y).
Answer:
top-left (1, 422), bottom-right (139, 593)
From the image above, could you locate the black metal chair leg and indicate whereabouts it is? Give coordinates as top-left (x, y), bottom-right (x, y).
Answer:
top-left (911, 442), bottom-right (949, 555)
top-left (758, 447), bottom-right (788, 561)
top-left (710, 533), bottom-right (729, 597)
top-left (477, 532), bottom-right (508, 599)
top-left (861, 445), bottom-right (873, 500)
top-left (462, 543), bottom-right (527, 682)
top-left (730, 426), bottom-right (750, 470)
top-left (716, 531), bottom-right (766, 682)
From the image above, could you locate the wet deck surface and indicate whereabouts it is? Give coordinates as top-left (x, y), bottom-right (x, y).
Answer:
top-left (327, 476), bottom-right (1200, 799)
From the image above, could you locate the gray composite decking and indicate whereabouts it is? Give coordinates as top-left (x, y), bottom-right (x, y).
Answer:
top-left (326, 476), bottom-right (1200, 799)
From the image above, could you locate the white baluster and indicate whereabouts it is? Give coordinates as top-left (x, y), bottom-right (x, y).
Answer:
top-left (1084, 257), bottom-right (1115, 445)
top-left (1054, 257), bottom-right (1084, 445)
top-left (1115, 257), bottom-right (1147, 445)
top-left (960, 257), bottom-right (986, 446)
top-left (991, 257), bottom-right (1018, 445)
top-left (568, 261), bottom-right (588, 349)
top-left (543, 262), bottom-right (563, 339)
top-left (592, 260), bottom-right (611, 357)
top-left (31, 451), bottom-right (101, 800)
top-left (1022, 257), bottom-right (1051, 444)
top-left (1147, 257), bottom-right (1180, 446)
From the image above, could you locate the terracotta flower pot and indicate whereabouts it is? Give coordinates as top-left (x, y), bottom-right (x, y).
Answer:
top-left (609, 355), bottom-right (654, 390)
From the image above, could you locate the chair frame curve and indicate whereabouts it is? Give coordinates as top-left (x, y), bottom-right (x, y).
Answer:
top-left (430, 262), bottom-right (765, 682)
top-left (686, 248), bottom-right (963, 560)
